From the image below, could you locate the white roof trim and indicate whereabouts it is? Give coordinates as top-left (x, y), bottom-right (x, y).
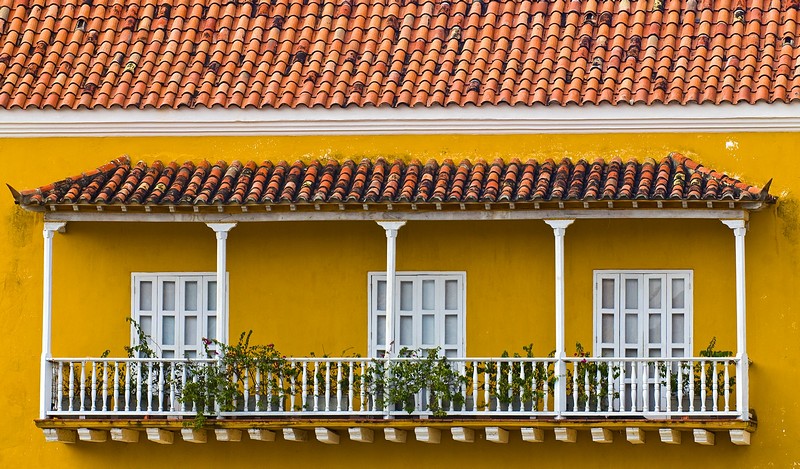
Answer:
top-left (2, 102), bottom-right (800, 137)
top-left (43, 208), bottom-right (750, 223)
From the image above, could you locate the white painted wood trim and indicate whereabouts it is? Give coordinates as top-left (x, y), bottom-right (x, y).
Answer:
top-left (626, 427), bottom-right (646, 444)
top-left (376, 221), bottom-right (405, 357)
top-left (729, 429), bottom-right (752, 446)
top-left (485, 427), bottom-right (509, 443)
top-left (214, 429), bottom-right (243, 442)
top-left (414, 427), bottom-right (441, 444)
top-left (521, 427), bottom-right (544, 443)
top-left (77, 428), bottom-right (108, 443)
top-left (721, 219), bottom-right (749, 421)
top-left (348, 427), bottom-right (374, 443)
top-left (146, 428), bottom-right (174, 444)
top-left (180, 428), bottom-right (207, 443)
top-left (554, 427), bottom-right (577, 443)
top-left (591, 428), bottom-right (613, 443)
top-left (658, 428), bottom-right (682, 444)
top-left (545, 219), bottom-right (574, 418)
top-left (110, 428), bottom-right (140, 443)
top-left (282, 428), bottom-right (308, 442)
top-left (3, 103), bottom-right (800, 137)
top-left (383, 428), bottom-right (407, 443)
top-left (40, 221), bottom-right (66, 420)
top-left (207, 223), bottom-right (237, 346)
top-left (451, 427), bottom-right (475, 443)
top-left (43, 428), bottom-right (77, 443)
top-left (42, 208), bottom-right (754, 224)
top-left (315, 427), bottom-right (340, 444)
top-left (693, 429), bottom-right (716, 445)
top-left (247, 429), bottom-right (276, 441)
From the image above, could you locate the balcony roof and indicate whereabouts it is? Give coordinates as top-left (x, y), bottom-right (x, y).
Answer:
top-left (9, 154), bottom-right (774, 222)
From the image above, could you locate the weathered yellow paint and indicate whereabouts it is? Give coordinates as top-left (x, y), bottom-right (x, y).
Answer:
top-left (0, 133), bottom-right (797, 467)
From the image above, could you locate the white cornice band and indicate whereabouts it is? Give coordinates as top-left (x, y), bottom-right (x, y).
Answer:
top-left (0, 102), bottom-right (799, 137)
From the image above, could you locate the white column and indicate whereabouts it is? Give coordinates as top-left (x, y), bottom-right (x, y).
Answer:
top-left (207, 223), bottom-right (237, 346)
top-left (544, 219), bottom-right (574, 418)
top-left (376, 221), bottom-right (406, 357)
top-left (722, 219), bottom-right (749, 421)
top-left (40, 221), bottom-right (66, 419)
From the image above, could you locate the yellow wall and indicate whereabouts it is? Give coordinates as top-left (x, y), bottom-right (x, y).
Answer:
top-left (1, 133), bottom-right (797, 467)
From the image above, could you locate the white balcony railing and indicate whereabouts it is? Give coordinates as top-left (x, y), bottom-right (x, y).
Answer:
top-left (44, 356), bottom-right (741, 420)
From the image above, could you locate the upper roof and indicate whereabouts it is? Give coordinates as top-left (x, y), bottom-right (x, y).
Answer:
top-left (9, 154), bottom-right (774, 212)
top-left (1, 0), bottom-right (798, 110)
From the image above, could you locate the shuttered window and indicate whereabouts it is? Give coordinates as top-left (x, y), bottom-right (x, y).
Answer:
top-left (594, 271), bottom-right (692, 359)
top-left (132, 274), bottom-right (220, 358)
top-left (369, 272), bottom-right (466, 358)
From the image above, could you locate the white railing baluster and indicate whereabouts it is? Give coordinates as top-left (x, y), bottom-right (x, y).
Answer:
top-left (583, 363), bottom-right (590, 412)
top-left (606, 360), bottom-right (613, 412)
top-left (101, 362), bottom-right (108, 412)
top-left (712, 361), bottom-right (719, 412)
top-left (543, 361), bottom-right (550, 412)
top-left (113, 362), bottom-right (120, 412)
top-left (359, 362), bottom-right (366, 412)
top-left (301, 362), bottom-right (308, 412)
top-left (642, 360), bottom-right (649, 412)
top-left (158, 362), bottom-right (165, 412)
top-left (243, 373), bottom-right (250, 412)
top-left (348, 361), bottom-right (354, 412)
top-left (255, 368), bottom-right (262, 412)
top-left (675, 360), bottom-right (682, 412)
top-left (654, 360), bottom-right (660, 413)
top-left (290, 374), bottom-right (297, 412)
top-left (472, 361), bottom-right (479, 412)
top-left (135, 363), bottom-right (142, 412)
top-left (124, 362), bottom-right (131, 412)
top-left (689, 360), bottom-right (695, 412)
top-left (313, 364), bottom-right (319, 412)
top-left (169, 362), bottom-right (176, 412)
top-left (266, 370), bottom-right (272, 411)
top-left (68, 362), bottom-right (76, 412)
top-left (180, 363), bottom-right (187, 413)
top-left (572, 361), bottom-right (578, 412)
top-left (324, 364), bottom-right (331, 412)
top-left (336, 361), bottom-right (342, 412)
top-left (483, 362), bottom-right (490, 412)
top-left (619, 360), bottom-right (625, 413)
top-left (148, 362), bottom-right (155, 412)
top-left (56, 362), bottom-right (63, 412)
top-left (630, 362), bottom-right (637, 412)
top-left (700, 360), bottom-right (707, 412)
top-left (79, 361), bottom-right (86, 411)
top-left (278, 372), bottom-right (285, 412)
top-left (724, 360), bottom-right (731, 412)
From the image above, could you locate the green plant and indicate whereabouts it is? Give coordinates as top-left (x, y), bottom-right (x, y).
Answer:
top-left (379, 348), bottom-right (465, 417)
top-left (567, 343), bottom-right (620, 411)
top-left (658, 337), bottom-right (736, 403)
top-left (476, 344), bottom-right (555, 411)
top-left (179, 331), bottom-right (299, 428)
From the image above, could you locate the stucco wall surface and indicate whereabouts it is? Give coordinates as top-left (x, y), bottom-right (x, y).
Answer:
top-left (0, 133), bottom-right (797, 467)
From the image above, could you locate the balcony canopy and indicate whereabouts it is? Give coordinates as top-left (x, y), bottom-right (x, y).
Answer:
top-left (9, 153), bottom-right (774, 223)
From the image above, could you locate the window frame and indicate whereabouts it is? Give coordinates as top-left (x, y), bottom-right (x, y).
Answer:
top-left (130, 272), bottom-right (229, 358)
top-left (367, 271), bottom-right (467, 358)
top-left (592, 269), bottom-right (693, 359)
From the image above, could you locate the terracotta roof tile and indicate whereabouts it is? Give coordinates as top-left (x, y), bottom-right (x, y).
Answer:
top-left (0, 0), bottom-right (797, 110)
top-left (12, 153), bottom-right (775, 210)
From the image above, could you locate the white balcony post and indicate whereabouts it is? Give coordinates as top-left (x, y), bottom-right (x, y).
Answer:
top-left (377, 221), bottom-right (406, 357)
top-left (722, 219), bottom-right (749, 421)
top-left (40, 221), bottom-right (66, 419)
top-left (207, 223), bottom-right (237, 347)
top-left (544, 219), bottom-right (574, 418)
